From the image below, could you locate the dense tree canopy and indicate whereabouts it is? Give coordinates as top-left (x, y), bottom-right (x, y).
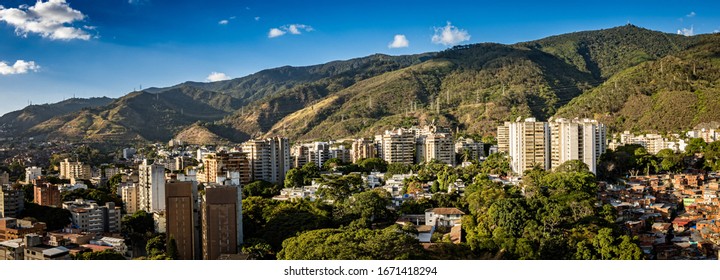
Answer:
top-left (278, 225), bottom-right (424, 260)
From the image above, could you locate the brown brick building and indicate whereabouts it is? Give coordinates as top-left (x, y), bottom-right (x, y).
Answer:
top-left (165, 181), bottom-right (199, 260)
top-left (203, 152), bottom-right (251, 185)
top-left (0, 218), bottom-right (46, 242)
top-left (201, 184), bottom-right (242, 260)
top-left (34, 184), bottom-right (61, 207)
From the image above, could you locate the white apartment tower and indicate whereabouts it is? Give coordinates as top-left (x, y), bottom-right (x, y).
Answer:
top-left (549, 118), bottom-right (607, 174)
top-left (379, 129), bottom-right (415, 164)
top-left (241, 137), bottom-right (290, 184)
top-left (506, 118), bottom-right (551, 175)
top-left (423, 133), bottom-right (455, 166)
top-left (138, 160), bottom-right (166, 212)
top-left (24, 167), bottom-right (42, 184)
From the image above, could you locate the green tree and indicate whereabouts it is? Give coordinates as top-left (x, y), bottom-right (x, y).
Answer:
top-left (284, 168), bottom-right (305, 188)
top-left (20, 203), bottom-right (71, 231)
top-left (480, 152), bottom-right (510, 175)
top-left (316, 173), bottom-right (365, 202)
top-left (121, 210), bottom-right (155, 256)
top-left (685, 138), bottom-right (707, 155)
top-left (108, 173), bottom-right (123, 189)
top-left (322, 158), bottom-right (344, 171)
top-left (555, 160), bottom-right (590, 173)
top-left (278, 226), bottom-right (424, 260)
top-left (166, 237), bottom-right (179, 260)
top-left (146, 234), bottom-right (167, 259)
top-left (243, 180), bottom-right (281, 198)
top-left (300, 162), bottom-right (321, 184)
top-left (386, 163), bottom-right (413, 177)
top-left (335, 189), bottom-right (395, 224)
top-left (241, 238), bottom-right (274, 260)
top-left (357, 158), bottom-right (388, 172)
top-left (75, 250), bottom-right (126, 260)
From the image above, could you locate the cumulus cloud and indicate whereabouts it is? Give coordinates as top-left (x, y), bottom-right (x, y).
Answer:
top-left (388, 34), bottom-right (409, 48)
top-left (206, 72), bottom-right (230, 82)
top-left (677, 25), bottom-right (694, 36)
top-left (268, 24), bottom-right (313, 38)
top-left (687, 11), bottom-right (696, 18)
top-left (714, 29), bottom-right (719, 34)
top-left (0, 0), bottom-right (92, 40)
top-left (431, 22), bottom-right (470, 46)
top-left (268, 28), bottom-right (286, 38)
top-left (0, 60), bottom-right (40, 75)
top-left (218, 19), bottom-right (228, 25)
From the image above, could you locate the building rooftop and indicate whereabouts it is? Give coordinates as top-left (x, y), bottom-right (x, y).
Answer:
top-left (42, 246), bottom-right (69, 256)
top-left (0, 239), bottom-right (23, 249)
top-left (426, 207), bottom-right (465, 215)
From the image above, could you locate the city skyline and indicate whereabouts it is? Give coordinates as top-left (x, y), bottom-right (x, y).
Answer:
top-left (1, 0), bottom-right (719, 115)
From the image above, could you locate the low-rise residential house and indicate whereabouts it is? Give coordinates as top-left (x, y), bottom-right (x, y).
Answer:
top-left (0, 238), bottom-right (24, 260)
top-left (91, 236), bottom-right (127, 256)
top-left (425, 208), bottom-right (464, 227)
top-left (364, 172), bottom-right (384, 188)
top-left (0, 218), bottom-right (46, 242)
top-left (672, 218), bottom-right (693, 232)
top-left (22, 234), bottom-right (71, 260)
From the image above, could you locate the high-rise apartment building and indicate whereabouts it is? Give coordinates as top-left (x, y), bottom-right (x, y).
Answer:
top-left (351, 138), bottom-right (376, 163)
top-left (379, 129), bottom-right (415, 164)
top-left (241, 137), bottom-right (290, 184)
top-left (421, 132), bottom-right (455, 166)
top-left (549, 118), bottom-right (607, 174)
top-left (165, 181), bottom-right (199, 260)
top-left (0, 171), bottom-right (9, 185)
top-left (201, 184), bottom-right (242, 260)
top-left (138, 160), bottom-right (166, 212)
top-left (34, 183), bottom-right (60, 207)
top-left (120, 183), bottom-right (139, 214)
top-left (59, 159), bottom-right (92, 180)
top-left (24, 167), bottom-right (42, 184)
top-left (203, 152), bottom-right (251, 185)
top-left (497, 124), bottom-right (510, 154)
top-left (0, 186), bottom-right (24, 218)
top-left (504, 118), bottom-right (551, 175)
top-left (455, 137), bottom-right (485, 162)
top-left (290, 142), bottom-right (331, 168)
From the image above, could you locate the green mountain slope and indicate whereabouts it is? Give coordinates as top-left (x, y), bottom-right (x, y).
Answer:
top-left (555, 34), bottom-right (720, 132)
top-left (519, 24), bottom-right (700, 79)
top-left (16, 25), bottom-right (716, 144)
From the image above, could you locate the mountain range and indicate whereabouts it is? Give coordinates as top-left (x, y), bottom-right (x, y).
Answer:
top-left (2, 25), bottom-right (718, 144)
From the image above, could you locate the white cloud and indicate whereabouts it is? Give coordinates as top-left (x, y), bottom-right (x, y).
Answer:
top-left (218, 19), bottom-right (228, 25)
top-left (714, 29), bottom-right (719, 33)
top-left (268, 24), bottom-right (313, 38)
top-left (432, 21), bottom-right (470, 46)
top-left (677, 25), bottom-right (694, 36)
top-left (687, 11), bottom-right (696, 18)
top-left (388, 34), bottom-right (409, 48)
top-left (206, 72), bottom-right (230, 82)
top-left (254, 16), bottom-right (260, 21)
top-left (268, 28), bottom-right (286, 38)
top-left (0, 60), bottom-right (40, 75)
top-left (0, 0), bottom-right (91, 40)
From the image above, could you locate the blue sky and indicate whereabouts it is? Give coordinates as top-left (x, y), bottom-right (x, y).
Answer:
top-left (0, 0), bottom-right (718, 115)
